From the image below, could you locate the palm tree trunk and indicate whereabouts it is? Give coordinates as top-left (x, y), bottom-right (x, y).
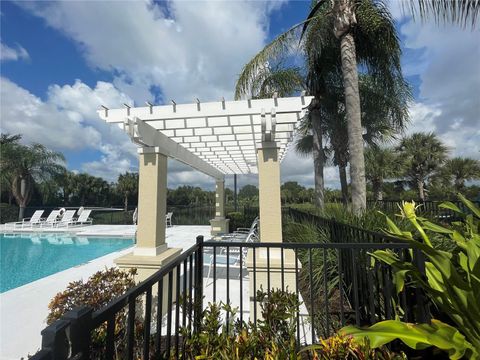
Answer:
top-left (417, 179), bottom-right (425, 201)
top-left (340, 32), bottom-right (366, 214)
top-left (311, 107), bottom-right (325, 209)
top-left (124, 195), bottom-right (128, 213)
top-left (339, 165), bottom-right (349, 205)
top-left (373, 179), bottom-right (383, 201)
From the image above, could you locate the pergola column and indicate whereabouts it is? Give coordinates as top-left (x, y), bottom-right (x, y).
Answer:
top-left (246, 141), bottom-right (300, 317)
top-left (257, 141), bottom-right (282, 242)
top-left (210, 178), bottom-right (229, 236)
top-left (115, 147), bottom-right (181, 283)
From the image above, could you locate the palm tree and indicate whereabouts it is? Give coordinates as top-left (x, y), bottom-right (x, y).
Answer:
top-left (364, 146), bottom-right (402, 201)
top-left (440, 157), bottom-right (480, 191)
top-left (236, 0), bottom-right (404, 214)
top-left (295, 72), bottom-right (410, 205)
top-left (397, 132), bottom-right (448, 201)
top-left (117, 172), bottom-right (139, 212)
top-left (0, 134), bottom-right (22, 205)
top-left (0, 137), bottom-right (65, 220)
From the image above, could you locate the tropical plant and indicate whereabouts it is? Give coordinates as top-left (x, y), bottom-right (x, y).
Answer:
top-left (342, 195), bottom-right (480, 359)
top-left (0, 134), bottom-right (65, 220)
top-left (364, 146), bottom-right (403, 201)
top-left (116, 172), bottom-right (139, 212)
top-left (397, 132), bottom-right (448, 201)
top-left (236, 0), bottom-right (406, 213)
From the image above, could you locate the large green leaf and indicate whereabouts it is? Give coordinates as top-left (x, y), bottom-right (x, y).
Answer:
top-left (342, 319), bottom-right (476, 359)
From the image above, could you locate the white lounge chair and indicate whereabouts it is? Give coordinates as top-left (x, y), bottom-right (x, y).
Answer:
top-left (205, 230), bottom-right (258, 286)
top-left (64, 209), bottom-right (93, 227)
top-left (54, 210), bottom-right (76, 227)
top-left (5, 210), bottom-right (45, 229)
top-left (39, 210), bottom-right (62, 228)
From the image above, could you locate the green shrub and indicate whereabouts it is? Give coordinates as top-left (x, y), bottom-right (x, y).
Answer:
top-left (0, 203), bottom-right (18, 223)
top-left (342, 195), bottom-right (480, 359)
top-left (176, 289), bottom-right (402, 360)
top-left (47, 267), bottom-right (146, 358)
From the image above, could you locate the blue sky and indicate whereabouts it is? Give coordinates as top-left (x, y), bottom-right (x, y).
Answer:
top-left (1, 0), bottom-right (479, 190)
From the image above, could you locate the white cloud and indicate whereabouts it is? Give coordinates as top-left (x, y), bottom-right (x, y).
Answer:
top-left (0, 41), bottom-right (29, 61)
top-left (399, 17), bottom-right (480, 160)
top-left (17, 0), bottom-right (282, 104)
top-left (0, 77), bottom-right (139, 181)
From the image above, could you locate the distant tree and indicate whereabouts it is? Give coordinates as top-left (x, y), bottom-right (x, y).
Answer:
top-left (365, 147), bottom-right (403, 201)
top-left (116, 172), bottom-right (139, 212)
top-left (397, 132), bottom-right (448, 201)
top-left (0, 135), bottom-right (65, 220)
top-left (439, 157), bottom-right (480, 192)
top-left (0, 133), bottom-right (22, 205)
top-left (238, 185), bottom-right (259, 201)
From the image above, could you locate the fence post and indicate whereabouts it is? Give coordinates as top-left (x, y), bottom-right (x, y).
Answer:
top-left (63, 306), bottom-right (93, 359)
top-left (413, 248), bottom-right (430, 323)
top-left (40, 319), bottom-right (70, 360)
top-left (194, 235), bottom-right (204, 332)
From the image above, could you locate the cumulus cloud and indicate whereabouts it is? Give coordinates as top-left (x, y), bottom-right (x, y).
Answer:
top-left (395, 16), bottom-right (480, 160)
top-left (0, 41), bottom-right (29, 61)
top-left (0, 77), bottom-right (138, 181)
top-left (16, 0), bottom-right (281, 104)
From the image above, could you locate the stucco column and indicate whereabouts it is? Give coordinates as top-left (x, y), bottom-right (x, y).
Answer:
top-left (115, 147), bottom-right (181, 283)
top-left (257, 141), bottom-right (282, 242)
top-left (246, 141), bottom-right (300, 318)
top-left (210, 178), bottom-right (229, 236)
top-left (135, 148), bottom-right (168, 256)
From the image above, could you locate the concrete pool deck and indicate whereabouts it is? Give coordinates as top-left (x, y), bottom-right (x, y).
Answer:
top-left (0, 225), bottom-right (211, 360)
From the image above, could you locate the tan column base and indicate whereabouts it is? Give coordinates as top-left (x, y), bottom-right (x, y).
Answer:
top-left (245, 248), bottom-right (301, 319)
top-left (210, 217), bottom-right (230, 236)
top-left (115, 248), bottom-right (182, 318)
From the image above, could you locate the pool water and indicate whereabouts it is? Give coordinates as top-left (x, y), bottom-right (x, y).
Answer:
top-left (0, 233), bottom-right (134, 293)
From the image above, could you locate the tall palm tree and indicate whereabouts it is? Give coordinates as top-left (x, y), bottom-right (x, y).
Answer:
top-left (441, 157), bottom-right (480, 191)
top-left (364, 146), bottom-right (402, 200)
top-left (117, 172), bottom-right (139, 212)
top-left (236, 0), bottom-right (404, 214)
top-left (0, 137), bottom-right (65, 220)
top-left (295, 72), bottom-right (410, 205)
top-left (397, 132), bottom-right (448, 201)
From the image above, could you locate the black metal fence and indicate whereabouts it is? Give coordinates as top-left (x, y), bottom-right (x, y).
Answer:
top-left (31, 234), bottom-right (428, 360)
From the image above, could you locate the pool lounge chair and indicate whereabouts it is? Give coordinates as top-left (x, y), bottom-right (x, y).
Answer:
top-left (39, 210), bottom-right (62, 228)
top-left (54, 210), bottom-right (77, 227)
top-left (6, 210), bottom-right (45, 229)
top-left (205, 230), bottom-right (258, 286)
top-left (64, 209), bottom-right (93, 227)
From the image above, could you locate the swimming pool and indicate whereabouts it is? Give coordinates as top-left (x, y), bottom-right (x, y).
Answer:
top-left (0, 233), bottom-right (134, 293)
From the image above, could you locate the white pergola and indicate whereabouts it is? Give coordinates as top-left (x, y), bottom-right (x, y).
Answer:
top-left (98, 94), bottom-right (313, 281)
top-left (99, 94), bottom-right (312, 178)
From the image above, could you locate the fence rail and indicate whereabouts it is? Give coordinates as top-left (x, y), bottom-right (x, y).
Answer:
top-left (31, 234), bottom-right (428, 360)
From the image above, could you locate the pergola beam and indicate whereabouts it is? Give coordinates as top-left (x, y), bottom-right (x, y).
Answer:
top-left (126, 117), bottom-right (224, 180)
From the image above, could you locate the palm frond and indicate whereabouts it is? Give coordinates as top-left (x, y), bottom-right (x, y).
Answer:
top-left (235, 22), bottom-right (307, 100)
top-left (405, 0), bottom-right (480, 29)
top-left (295, 135), bottom-right (314, 157)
